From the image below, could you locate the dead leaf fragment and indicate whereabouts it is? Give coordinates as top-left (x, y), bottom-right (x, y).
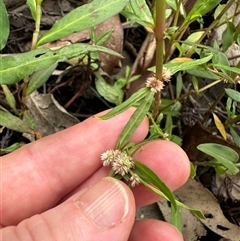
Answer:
top-left (174, 178), bottom-right (240, 241)
top-left (213, 113), bottom-right (227, 140)
top-left (94, 15), bottom-right (123, 75)
top-left (26, 91), bottom-right (79, 137)
top-left (158, 199), bottom-right (207, 241)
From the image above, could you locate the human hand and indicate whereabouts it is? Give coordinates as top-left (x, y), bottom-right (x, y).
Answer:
top-left (1, 108), bottom-right (190, 241)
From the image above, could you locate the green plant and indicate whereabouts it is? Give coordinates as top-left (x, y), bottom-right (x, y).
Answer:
top-left (98, 0), bottom-right (240, 229)
top-left (95, 66), bottom-right (140, 105)
top-left (1, 0), bottom-right (240, 232)
top-left (0, 0), bottom-right (129, 139)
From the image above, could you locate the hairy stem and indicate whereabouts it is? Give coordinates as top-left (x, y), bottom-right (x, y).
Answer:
top-left (153, 0), bottom-right (166, 118)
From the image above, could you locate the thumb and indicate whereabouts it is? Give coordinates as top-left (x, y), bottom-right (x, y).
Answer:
top-left (2, 177), bottom-right (135, 241)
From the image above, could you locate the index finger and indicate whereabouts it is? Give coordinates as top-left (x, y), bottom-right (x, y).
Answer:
top-left (1, 108), bottom-right (149, 226)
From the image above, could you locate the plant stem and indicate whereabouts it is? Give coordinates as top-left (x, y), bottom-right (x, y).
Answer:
top-left (226, 115), bottom-right (240, 126)
top-left (22, 2), bottom-right (42, 106)
top-left (172, 0), bottom-right (183, 27)
top-left (153, 0), bottom-right (166, 118)
top-left (31, 2), bottom-right (42, 50)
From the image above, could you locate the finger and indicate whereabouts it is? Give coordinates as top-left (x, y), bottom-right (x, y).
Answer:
top-left (129, 219), bottom-right (184, 241)
top-left (2, 178), bottom-right (135, 241)
top-left (62, 140), bottom-right (190, 208)
top-left (131, 140), bottom-right (190, 207)
top-left (1, 108), bottom-right (148, 226)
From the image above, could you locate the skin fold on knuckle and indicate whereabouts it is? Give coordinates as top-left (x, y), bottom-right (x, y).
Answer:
top-left (2, 214), bottom-right (56, 241)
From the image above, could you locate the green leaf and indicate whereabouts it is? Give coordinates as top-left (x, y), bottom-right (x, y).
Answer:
top-left (127, 74), bottom-right (140, 84)
top-left (230, 127), bottom-right (240, 147)
top-left (127, 0), bottom-right (154, 29)
top-left (212, 161), bottom-right (229, 174)
top-left (36, 0), bottom-right (43, 4)
top-left (166, 0), bottom-right (177, 10)
top-left (0, 48), bottom-right (60, 85)
top-left (95, 29), bottom-right (113, 46)
top-left (134, 157), bottom-right (205, 222)
top-left (166, 26), bottom-right (179, 40)
top-left (0, 0), bottom-right (10, 50)
top-left (189, 162), bottom-right (196, 178)
top-left (171, 204), bottom-right (182, 232)
top-left (26, 63), bottom-right (57, 95)
top-left (226, 97), bottom-right (234, 118)
top-left (183, 0), bottom-right (221, 27)
top-left (233, 26), bottom-right (240, 44)
top-left (129, 0), bottom-right (153, 21)
top-left (1, 84), bottom-right (18, 114)
top-left (23, 112), bottom-right (38, 132)
top-left (37, 0), bottom-right (129, 46)
top-left (237, 34), bottom-right (240, 46)
top-left (163, 55), bottom-right (213, 75)
top-left (98, 87), bottom-right (149, 120)
top-left (210, 70), bottom-right (234, 83)
top-left (164, 114), bottom-right (173, 136)
top-left (197, 143), bottom-right (239, 175)
top-left (165, 9), bottom-right (172, 19)
top-left (176, 72), bottom-right (183, 98)
top-left (191, 75), bottom-right (199, 92)
top-left (187, 68), bottom-right (219, 80)
top-left (169, 134), bottom-right (182, 146)
top-left (57, 42), bottom-right (123, 59)
top-left (0, 43), bottom-right (122, 85)
top-left (0, 142), bottom-right (22, 154)
top-left (95, 72), bottom-right (124, 105)
top-left (134, 160), bottom-right (178, 217)
top-left (114, 78), bottom-right (127, 89)
top-left (214, 64), bottom-right (240, 75)
top-left (181, 31), bottom-right (204, 53)
top-left (212, 52), bottom-right (230, 75)
top-left (0, 110), bottom-right (34, 134)
top-left (26, 0), bottom-right (37, 20)
top-left (214, 4), bottom-right (226, 21)
top-left (225, 88), bottom-right (240, 102)
top-left (158, 98), bottom-right (179, 116)
top-left (177, 201), bottom-right (205, 219)
top-left (121, 10), bottom-right (153, 29)
top-left (171, 101), bottom-right (182, 114)
top-left (222, 21), bottom-right (235, 52)
top-left (116, 91), bottom-right (154, 149)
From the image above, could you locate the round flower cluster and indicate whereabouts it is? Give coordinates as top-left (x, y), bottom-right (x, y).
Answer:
top-left (129, 173), bottom-right (141, 187)
top-left (101, 149), bottom-right (141, 187)
top-left (162, 67), bottom-right (171, 82)
top-left (145, 76), bottom-right (164, 93)
top-left (146, 67), bottom-right (171, 93)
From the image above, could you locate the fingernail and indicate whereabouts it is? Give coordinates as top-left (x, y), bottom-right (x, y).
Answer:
top-left (76, 177), bottom-right (129, 228)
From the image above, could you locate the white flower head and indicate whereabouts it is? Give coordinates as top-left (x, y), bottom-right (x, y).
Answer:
top-left (146, 76), bottom-right (164, 93)
top-left (101, 149), bottom-right (121, 166)
top-left (163, 132), bottom-right (169, 140)
top-left (129, 173), bottom-right (141, 187)
top-left (235, 75), bottom-right (240, 84)
top-left (112, 152), bottom-right (134, 176)
top-left (101, 150), bottom-right (135, 176)
top-left (162, 67), bottom-right (171, 82)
